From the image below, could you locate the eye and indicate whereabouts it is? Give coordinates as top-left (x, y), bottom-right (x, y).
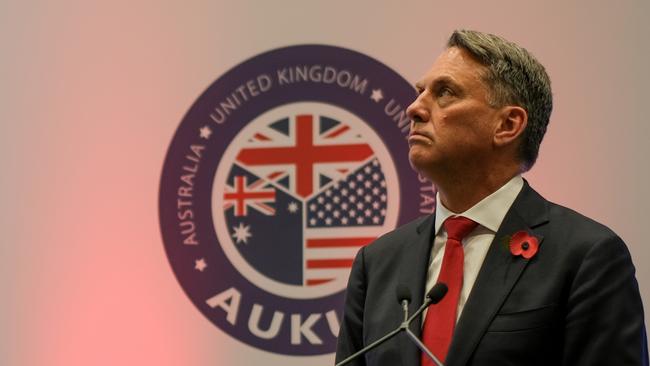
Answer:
top-left (436, 86), bottom-right (454, 97)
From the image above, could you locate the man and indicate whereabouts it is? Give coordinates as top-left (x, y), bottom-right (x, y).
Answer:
top-left (335, 30), bottom-right (648, 366)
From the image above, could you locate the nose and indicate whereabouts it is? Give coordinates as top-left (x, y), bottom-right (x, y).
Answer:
top-left (406, 93), bottom-right (430, 125)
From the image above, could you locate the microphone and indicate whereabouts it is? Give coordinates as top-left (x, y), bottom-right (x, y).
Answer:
top-left (406, 283), bottom-right (448, 325)
top-left (396, 284), bottom-right (412, 322)
top-left (335, 283), bottom-right (448, 366)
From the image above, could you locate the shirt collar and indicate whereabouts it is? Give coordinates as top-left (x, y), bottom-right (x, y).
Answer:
top-left (434, 175), bottom-right (524, 235)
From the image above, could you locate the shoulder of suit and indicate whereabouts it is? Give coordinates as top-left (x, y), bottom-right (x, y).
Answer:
top-left (362, 215), bottom-right (431, 256)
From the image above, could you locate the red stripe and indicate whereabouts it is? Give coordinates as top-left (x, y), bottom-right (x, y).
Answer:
top-left (307, 259), bottom-right (354, 268)
top-left (254, 133), bottom-right (271, 141)
top-left (306, 237), bottom-right (374, 248)
top-left (324, 125), bottom-right (350, 138)
top-left (306, 279), bottom-right (333, 286)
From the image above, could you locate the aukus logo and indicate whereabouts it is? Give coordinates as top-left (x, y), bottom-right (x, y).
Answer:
top-left (159, 45), bottom-right (435, 355)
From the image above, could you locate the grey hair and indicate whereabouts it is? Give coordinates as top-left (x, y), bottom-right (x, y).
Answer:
top-left (447, 29), bottom-right (553, 171)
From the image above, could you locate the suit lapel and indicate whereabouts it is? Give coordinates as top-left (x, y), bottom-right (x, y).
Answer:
top-left (445, 182), bottom-right (549, 366)
top-left (398, 214), bottom-right (436, 366)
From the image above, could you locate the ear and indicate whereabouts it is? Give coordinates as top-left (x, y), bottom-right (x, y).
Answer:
top-left (493, 106), bottom-right (527, 147)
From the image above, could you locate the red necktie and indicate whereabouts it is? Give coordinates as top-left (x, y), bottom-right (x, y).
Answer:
top-left (421, 216), bottom-right (478, 365)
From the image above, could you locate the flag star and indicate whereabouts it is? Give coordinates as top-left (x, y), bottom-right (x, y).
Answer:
top-left (317, 196), bottom-right (325, 204)
top-left (364, 195), bottom-right (372, 202)
top-left (350, 195), bottom-right (357, 203)
top-left (372, 201), bottom-right (380, 209)
top-left (341, 217), bottom-right (349, 224)
top-left (350, 181), bottom-right (357, 189)
top-left (199, 126), bottom-right (212, 139)
top-left (310, 218), bottom-right (317, 226)
top-left (372, 159), bottom-right (379, 167)
top-left (372, 173), bottom-right (380, 181)
top-left (364, 209), bottom-right (372, 217)
top-left (333, 210), bottom-right (340, 218)
top-left (342, 188), bottom-right (349, 196)
top-left (309, 203), bottom-right (317, 211)
top-left (333, 196), bottom-right (340, 203)
top-left (356, 173), bottom-right (364, 181)
top-left (364, 166), bottom-right (372, 173)
top-left (372, 216), bottom-right (380, 224)
top-left (370, 89), bottom-right (384, 102)
top-left (356, 202), bottom-right (364, 210)
top-left (325, 203), bottom-right (333, 211)
top-left (232, 222), bottom-right (252, 244)
top-left (195, 258), bottom-right (207, 272)
top-left (364, 180), bottom-right (372, 188)
top-left (325, 189), bottom-right (332, 197)
top-left (288, 201), bottom-right (299, 213)
top-left (380, 194), bottom-right (387, 202)
top-left (356, 216), bottom-right (364, 224)
top-left (356, 188), bottom-right (364, 196)
top-left (349, 210), bottom-right (357, 218)
top-left (380, 208), bottom-right (387, 216)
top-left (372, 187), bottom-right (380, 195)
top-left (317, 210), bottom-right (325, 218)
top-left (342, 202), bottom-right (349, 210)
top-left (380, 180), bottom-right (386, 188)
top-left (325, 217), bottom-right (333, 225)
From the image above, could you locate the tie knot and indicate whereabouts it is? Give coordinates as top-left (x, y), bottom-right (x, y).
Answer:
top-left (443, 216), bottom-right (478, 241)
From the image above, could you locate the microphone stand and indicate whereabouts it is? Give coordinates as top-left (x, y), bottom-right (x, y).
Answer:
top-left (335, 295), bottom-right (445, 366)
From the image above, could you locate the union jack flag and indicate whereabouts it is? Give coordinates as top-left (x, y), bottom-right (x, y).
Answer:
top-left (223, 175), bottom-right (276, 217)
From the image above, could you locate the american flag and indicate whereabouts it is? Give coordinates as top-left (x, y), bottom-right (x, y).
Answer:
top-left (303, 159), bottom-right (387, 286)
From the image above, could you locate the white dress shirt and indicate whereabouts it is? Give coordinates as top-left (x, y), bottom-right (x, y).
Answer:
top-left (423, 175), bottom-right (524, 321)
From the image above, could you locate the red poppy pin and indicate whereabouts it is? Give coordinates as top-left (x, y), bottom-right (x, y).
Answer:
top-left (509, 231), bottom-right (539, 259)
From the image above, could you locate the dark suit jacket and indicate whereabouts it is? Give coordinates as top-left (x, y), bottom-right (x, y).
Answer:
top-left (336, 182), bottom-right (648, 365)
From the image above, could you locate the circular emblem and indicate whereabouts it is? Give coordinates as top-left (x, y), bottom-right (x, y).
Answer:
top-left (159, 45), bottom-right (432, 355)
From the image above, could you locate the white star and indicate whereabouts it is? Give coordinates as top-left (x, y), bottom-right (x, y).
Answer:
top-left (372, 216), bottom-right (380, 224)
top-left (372, 201), bottom-right (380, 209)
top-left (380, 180), bottom-right (386, 188)
top-left (333, 210), bottom-right (341, 218)
top-left (341, 217), bottom-right (349, 224)
top-left (356, 188), bottom-right (364, 196)
top-left (288, 201), bottom-right (299, 213)
top-left (349, 210), bottom-right (357, 218)
top-left (372, 173), bottom-right (380, 181)
top-left (380, 194), bottom-right (387, 202)
top-left (370, 89), bottom-right (384, 102)
top-left (350, 195), bottom-right (357, 203)
top-left (372, 187), bottom-right (380, 195)
top-left (380, 208), bottom-right (387, 216)
top-left (325, 203), bottom-right (333, 211)
top-left (365, 209), bottom-right (372, 217)
top-left (356, 216), bottom-right (364, 224)
top-left (309, 218), bottom-right (317, 225)
top-left (372, 159), bottom-right (379, 167)
top-left (317, 196), bottom-right (325, 204)
top-left (200, 126), bottom-right (212, 139)
top-left (364, 181), bottom-right (372, 188)
top-left (309, 203), bottom-right (317, 211)
top-left (317, 211), bottom-right (325, 218)
top-left (364, 166), bottom-right (372, 173)
top-left (356, 173), bottom-right (364, 181)
top-left (195, 258), bottom-right (207, 272)
top-left (325, 217), bottom-right (333, 225)
top-left (325, 189), bottom-right (332, 197)
top-left (232, 222), bottom-right (252, 244)
top-left (333, 196), bottom-right (341, 203)
top-left (350, 181), bottom-right (356, 189)
top-left (364, 195), bottom-right (372, 202)
top-left (342, 202), bottom-right (349, 210)
top-left (356, 202), bottom-right (364, 210)
top-left (341, 188), bottom-right (349, 196)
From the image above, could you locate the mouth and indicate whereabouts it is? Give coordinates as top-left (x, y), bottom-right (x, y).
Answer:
top-left (408, 131), bottom-right (432, 146)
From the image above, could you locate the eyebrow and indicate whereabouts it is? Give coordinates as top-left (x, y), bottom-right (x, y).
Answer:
top-left (414, 75), bottom-right (459, 92)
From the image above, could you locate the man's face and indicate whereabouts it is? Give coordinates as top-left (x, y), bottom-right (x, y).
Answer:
top-left (406, 47), bottom-right (501, 179)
